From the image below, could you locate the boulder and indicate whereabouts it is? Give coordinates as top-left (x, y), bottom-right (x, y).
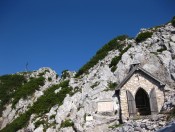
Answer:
top-left (134, 127), bottom-right (143, 132)
top-left (46, 128), bottom-right (56, 132)
top-left (171, 35), bottom-right (175, 42)
top-left (60, 127), bottom-right (74, 132)
top-left (34, 125), bottom-right (43, 132)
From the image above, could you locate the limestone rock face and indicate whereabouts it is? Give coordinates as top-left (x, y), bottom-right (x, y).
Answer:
top-left (46, 128), bottom-right (56, 132)
top-left (60, 127), bottom-right (74, 132)
top-left (1, 22), bottom-right (175, 132)
top-left (34, 125), bottom-right (44, 132)
top-left (0, 67), bottom-right (60, 130)
top-left (171, 35), bottom-right (175, 42)
top-left (55, 93), bottom-right (82, 125)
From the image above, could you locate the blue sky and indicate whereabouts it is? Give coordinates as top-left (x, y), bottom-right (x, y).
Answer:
top-left (0, 0), bottom-right (175, 75)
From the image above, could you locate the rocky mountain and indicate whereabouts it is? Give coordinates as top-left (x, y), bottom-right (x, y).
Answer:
top-left (0, 17), bottom-right (175, 132)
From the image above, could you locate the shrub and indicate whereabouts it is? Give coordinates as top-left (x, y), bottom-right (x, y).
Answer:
top-left (167, 107), bottom-right (175, 121)
top-left (56, 74), bottom-right (59, 79)
top-left (109, 124), bottom-right (122, 129)
top-left (116, 35), bottom-right (129, 41)
top-left (91, 82), bottom-right (100, 89)
top-left (150, 52), bottom-right (158, 56)
top-left (172, 16), bottom-right (175, 27)
top-left (157, 45), bottom-right (167, 52)
top-left (104, 82), bottom-right (118, 91)
top-left (70, 86), bottom-right (81, 96)
top-left (50, 114), bottom-right (56, 119)
top-left (108, 82), bottom-right (118, 90)
top-left (38, 72), bottom-right (45, 76)
top-left (1, 80), bottom-right (72, 132)
top-left (60, 119), bottom-right (74, 128)
top-left (34, 120), bottom-right (46, 128)
top-left (61, 70), bottom-right (70, 79)
top-left (136, 32), bottom-right (153, 43)
top-left (109, 44), bottom-right (131, 70)
top-left (0, 111), bottom-right (31, 132)
top-left (75, 35), bottom-right (129, 77)
top-left (0, 74), bottom-right (26, 116)
top-left (44, 69), bottom-right (50, 73)
top-left (111, 66), bottom-right (117, 72)
top-left (30, 80), bottom-right (71, 115)
top-left (109, 56), bottom-right (121, 68)
top-left (48, 77), bottom-right (52, 81)
top-left (12, 77), bottom-right (45, 107)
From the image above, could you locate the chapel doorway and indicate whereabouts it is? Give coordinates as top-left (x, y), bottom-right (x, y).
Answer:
top-left (135, 88), bottom-right (151, 115)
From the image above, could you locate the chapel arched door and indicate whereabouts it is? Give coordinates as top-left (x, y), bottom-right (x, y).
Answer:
top-left (135, 88), bottom-right (151, 115)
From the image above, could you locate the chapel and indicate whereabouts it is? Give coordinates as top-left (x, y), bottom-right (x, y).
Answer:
top-left (116, 63), bottom-right (165, 120)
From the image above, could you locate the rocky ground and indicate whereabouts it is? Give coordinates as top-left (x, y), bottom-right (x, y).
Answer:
top-left (0, 20), bottom-right (175, 132)
top-left (110, 115), bottom-right (167, 132)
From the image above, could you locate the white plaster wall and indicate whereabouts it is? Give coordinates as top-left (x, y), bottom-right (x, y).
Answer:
top-left (97, 101), bottom-right (114, 112)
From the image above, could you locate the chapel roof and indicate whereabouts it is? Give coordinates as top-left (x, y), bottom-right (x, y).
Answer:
top-left (116, 65), bottom-right (166, 90)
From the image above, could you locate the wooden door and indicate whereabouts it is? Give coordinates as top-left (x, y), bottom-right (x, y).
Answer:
top-left (149, 88), bottom-right (158, 115)
top-left (126, 90), bottom-right (136, 116)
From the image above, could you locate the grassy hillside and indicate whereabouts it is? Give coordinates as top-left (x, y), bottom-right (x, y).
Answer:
top-left (0, 74), bottom-right (26, 116)
top-left (1, 80), bottom-right (74, 132)
top-left (75, 35), bottom-right (129, 77)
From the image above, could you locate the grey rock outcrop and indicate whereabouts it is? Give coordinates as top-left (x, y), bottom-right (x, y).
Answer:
top-left (1, 22), bottom-right (175, 132)
top-left (0, 67), bottom-right (60, 130)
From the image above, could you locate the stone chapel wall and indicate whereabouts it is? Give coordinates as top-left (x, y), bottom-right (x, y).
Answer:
top-left (120, 73), bottom-right (164, 120)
